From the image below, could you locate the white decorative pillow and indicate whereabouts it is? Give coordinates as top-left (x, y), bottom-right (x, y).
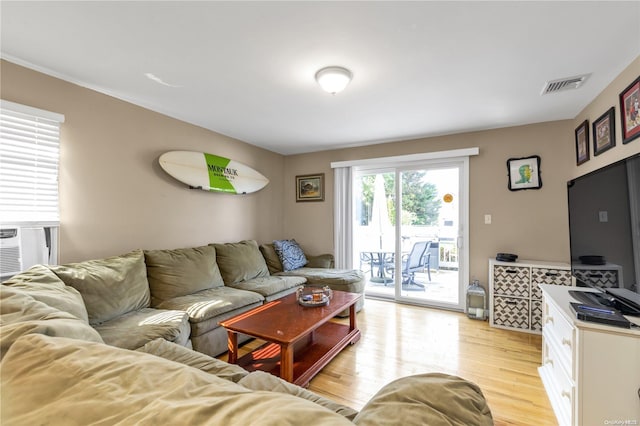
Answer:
top-left (272, 239), bottom-right (308, 272)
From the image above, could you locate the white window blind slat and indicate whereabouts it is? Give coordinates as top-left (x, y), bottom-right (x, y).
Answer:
top-left (0, 100), bottom-right (64, 224)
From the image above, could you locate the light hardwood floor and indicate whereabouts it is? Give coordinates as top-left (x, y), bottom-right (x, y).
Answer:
top-left (222, 298), bottom-right (557, 425)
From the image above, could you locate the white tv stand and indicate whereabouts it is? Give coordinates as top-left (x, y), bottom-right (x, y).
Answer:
top-left (538, 284), bottom-right (640, 426)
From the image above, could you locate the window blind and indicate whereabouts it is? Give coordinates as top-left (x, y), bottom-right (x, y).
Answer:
top-left (0, 100), bottom-right (64, 224)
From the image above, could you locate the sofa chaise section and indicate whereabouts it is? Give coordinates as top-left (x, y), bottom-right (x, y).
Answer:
top-left (260, 243), bottom-right (365, 316)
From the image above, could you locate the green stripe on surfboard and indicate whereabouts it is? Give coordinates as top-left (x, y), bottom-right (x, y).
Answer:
top-left (204, 153), bottom-right (237, 193)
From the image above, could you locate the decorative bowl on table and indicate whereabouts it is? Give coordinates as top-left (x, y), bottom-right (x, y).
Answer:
top-left (297, 286), bottom-right (333, 307)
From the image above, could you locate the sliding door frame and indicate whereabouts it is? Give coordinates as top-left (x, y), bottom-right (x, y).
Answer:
top-left (333, 148), bottom-right (477, 311)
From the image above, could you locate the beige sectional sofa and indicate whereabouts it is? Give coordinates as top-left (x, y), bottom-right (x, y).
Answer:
top-left (1, 250), bottom-right (494, 425)
top-left (3, 239), bottom-right (364, 358)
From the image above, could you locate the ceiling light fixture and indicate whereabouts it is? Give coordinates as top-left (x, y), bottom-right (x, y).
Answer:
top-left (315, 66), bottom-right (352, 94)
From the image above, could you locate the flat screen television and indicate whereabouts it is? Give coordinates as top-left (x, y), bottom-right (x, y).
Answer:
top-left (567, 153), bottom-right (640, 300)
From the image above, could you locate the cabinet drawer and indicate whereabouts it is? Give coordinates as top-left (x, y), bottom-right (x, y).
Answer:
top-left (531, 268), bottom-right (572, 299)
top-left (493, 265), bottom-right (530, 297)
top-left (573, 269), bottom-right (619, 288)
top-left (493, 296), bottom-right (529, 329)
top-left (544, 300), bottom-right (575, 379)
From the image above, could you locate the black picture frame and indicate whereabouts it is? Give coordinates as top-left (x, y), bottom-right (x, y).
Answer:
top-left (592, 107), bottom-right (616, 156)
top-left (619, 75), bottom-right (640, 144)
top-left (507, 155), bottom-right (542, 191)
top-left (575, 120), bottom-right (590, 165)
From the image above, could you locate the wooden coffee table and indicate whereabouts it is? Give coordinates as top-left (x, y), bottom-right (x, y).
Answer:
top-left (219, 290), bottom-right (361, 387)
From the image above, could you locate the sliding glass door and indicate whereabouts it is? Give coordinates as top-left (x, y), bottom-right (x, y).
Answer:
top-left (353, 160), bottom-right (466, 310)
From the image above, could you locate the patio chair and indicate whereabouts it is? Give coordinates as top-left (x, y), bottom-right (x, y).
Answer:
top-left (362, 250), bottom-right (395, 284)
top-left (360, 252), bottom-right (373, 276)
top-left (393, 241), bottom-right (432, 288)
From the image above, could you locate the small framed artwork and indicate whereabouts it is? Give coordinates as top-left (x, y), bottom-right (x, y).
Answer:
top-left (592, 107), bottom-right (616, 156)
top-left (619, 75), bottom-right (640, 144)
top-left (507, 155), bottom-right (542, 191)
top-left (575, 120), bottom-right (590, 165)
top-left (296, 173), bottom-right (324, 202)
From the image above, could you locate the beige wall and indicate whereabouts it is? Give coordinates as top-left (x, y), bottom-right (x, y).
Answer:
top-left (284, 121), bottom-right (574, 286)
top-left (0, 60), bottom-right (286, 263)
top-left (2, 54), bottom-right (637, 286)
top-left (571, 55), bottom-right (640, 179)
top-left (283, 56), bottom-right (639, 287)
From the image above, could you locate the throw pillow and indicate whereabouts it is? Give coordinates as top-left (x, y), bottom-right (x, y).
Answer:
top-left (272, 239), bottom-right (307, 271)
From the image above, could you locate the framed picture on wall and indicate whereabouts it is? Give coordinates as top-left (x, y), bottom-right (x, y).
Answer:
top-left (574, 120), bottom-right (590, 165)
top-left (619, 75), bottom-right (640, 144)
top-left (296, 173), bottom-right (324, 202)
top-left (507, 155), bottom-right (542, 191)
top-left (593, 107), bottom-right (616, 156)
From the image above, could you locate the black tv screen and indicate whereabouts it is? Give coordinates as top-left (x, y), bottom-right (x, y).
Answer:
top-left (567, 153), bottom-right (640, 293)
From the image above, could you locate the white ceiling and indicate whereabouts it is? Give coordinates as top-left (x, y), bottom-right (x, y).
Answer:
top-left (1, 1), bottom-right (639, 155)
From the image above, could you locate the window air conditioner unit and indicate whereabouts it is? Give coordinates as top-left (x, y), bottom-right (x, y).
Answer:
top-left (0, 228), bottom-right (22, 277)
top-left (0, 227), bottom-right (49, 279)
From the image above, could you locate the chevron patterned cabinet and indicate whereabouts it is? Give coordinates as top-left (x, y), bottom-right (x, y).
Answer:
top-left (489, 258), bottom-right (572, 334)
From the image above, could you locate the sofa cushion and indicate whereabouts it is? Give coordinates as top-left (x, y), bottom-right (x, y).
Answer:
top-left (154, 286), bottom-right (264, 328)
top-left (50, 249), bottom-right (150, 325)
top-left (212, 240), bottom-right (270, 285)
top-left (1, 334), bottom-right (353, 425)
top-left (136, 338), bottom-right (248, 382)
top-left (144, 245), bottom-right (224, 306)
top-left (259, 243), bottom-right (283, 274)
top-left (93, 308), bottom-right (190, 349)
top-left (272, 239), bottom-right (308, 271)
top-left (353, 373), bottom-right (493, 426)
top-left (0, 285), bottom-right (103, 360)
top-left (2, 265), bottom-right (90, 323)
top-left (239, 371), bottom-right (358, 420)
top-left (224, 275), bottom-right (305, 300)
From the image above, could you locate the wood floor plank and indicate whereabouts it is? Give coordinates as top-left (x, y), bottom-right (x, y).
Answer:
top-left (220, 298), bottom-right (556, 425)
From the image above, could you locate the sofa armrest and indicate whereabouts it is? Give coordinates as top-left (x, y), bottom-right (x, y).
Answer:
top-left (260, 243), bottom-right (335, 273)
top-left (238, 371), bottom-right (358, 420)
top-left (353, 373), bottom-right (493, 426)
top-left (136, 338), bottom-right (248, 382)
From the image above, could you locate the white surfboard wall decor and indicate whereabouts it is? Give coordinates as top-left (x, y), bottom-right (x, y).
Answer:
top-left (159, 151), bottom-right (269, 194)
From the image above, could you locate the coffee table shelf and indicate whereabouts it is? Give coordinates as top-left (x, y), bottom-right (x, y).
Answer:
top-left (220, 290), bottom-right (361, 387)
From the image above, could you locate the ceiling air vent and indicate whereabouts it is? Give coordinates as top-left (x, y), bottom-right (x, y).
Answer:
top-left (541, 74), bottom-right (590, 95)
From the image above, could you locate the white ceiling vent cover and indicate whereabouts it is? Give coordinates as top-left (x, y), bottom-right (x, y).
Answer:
top-left (541, 74), bottom-right (590, 95)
